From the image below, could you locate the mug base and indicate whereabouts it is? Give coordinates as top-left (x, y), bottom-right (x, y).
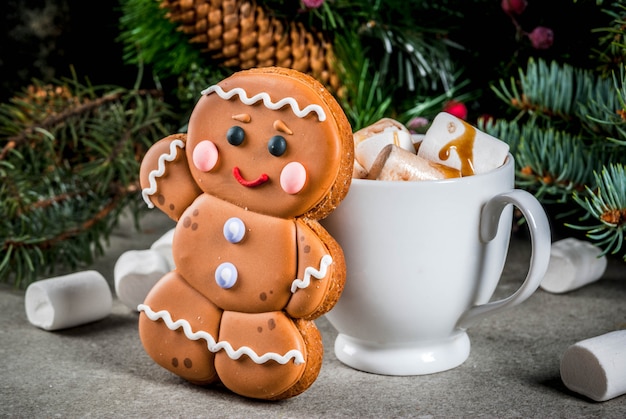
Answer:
top-left (334, 332), bottom-right (471, 376)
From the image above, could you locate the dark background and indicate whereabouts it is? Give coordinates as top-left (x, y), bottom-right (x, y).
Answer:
top-left (0, 0), bottom-right (609, 108)
top-left (0, 0), bottom-right (137, 103)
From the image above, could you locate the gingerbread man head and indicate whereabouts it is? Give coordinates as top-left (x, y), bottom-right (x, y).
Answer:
top-left (184, 67), bottom-right (353, 219)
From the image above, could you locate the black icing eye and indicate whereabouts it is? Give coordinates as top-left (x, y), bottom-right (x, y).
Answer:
top-left (227, 126), bottom-right (245, 146)
top-left (268, 135), bottom-right (287, 157)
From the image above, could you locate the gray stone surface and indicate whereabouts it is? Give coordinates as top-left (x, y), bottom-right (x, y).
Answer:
top-left (2, 210), bottom-right (626, 417)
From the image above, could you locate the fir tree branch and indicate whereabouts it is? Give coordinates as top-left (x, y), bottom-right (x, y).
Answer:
top-left (568, 163), bottom-right (626, 259)
top-left (489, 53), bottom-right (625, 258)
top-left (491, 58), bottom-right (576, 120)
top-left (3, 183), bottom-right (136, 252)
top-left (483, 117), bottom-right (595, 203)
top-left (0, 89), bottom-right (159, 160)
top-left (0, 76), bottom-right (174, 288)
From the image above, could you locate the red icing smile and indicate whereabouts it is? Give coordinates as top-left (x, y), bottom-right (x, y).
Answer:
top-left (233, 167), bottom-right (269, 188)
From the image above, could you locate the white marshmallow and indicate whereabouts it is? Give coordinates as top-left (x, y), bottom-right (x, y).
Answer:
top-left (150, 228), bottom-right (176, 270)
top-left (356, 130), bottom-right (415, 171)
top-left (418, 112), bottom-right (509, 175)
top-left (353, 118), bottom-right (410, 146)
top-left (25, 271), bottom-right (112, 331)
top-left (114, 249), bottom-right (169, 311)
top-left (560, 330), bottom-right (626, 401)
top-left (368, 144), bottom-right (461, 181)
top-left (540, 238), bottom-right (607, 294)
top-left (354, 120), bottom-right (415, 173)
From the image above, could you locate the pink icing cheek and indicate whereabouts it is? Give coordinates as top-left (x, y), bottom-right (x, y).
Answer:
top-left (192, 140), bottom-right (219, 172)
top-left (280, 162), bottom-right (307, 194)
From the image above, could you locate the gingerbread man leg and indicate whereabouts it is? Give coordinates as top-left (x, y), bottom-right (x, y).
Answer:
top-left (138, 271), bottom-right (221, 384)
top-left (214, 311), bottom-right (323, 399)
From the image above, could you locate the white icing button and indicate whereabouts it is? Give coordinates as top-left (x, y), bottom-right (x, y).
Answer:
top-left (215, 262), bottom-right (238, 289)
top-left (25, 271), bottom-right (112, 331)
top-left (223, 217), bottom-right (245, 244)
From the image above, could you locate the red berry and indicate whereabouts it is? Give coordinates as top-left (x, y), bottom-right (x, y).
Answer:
top-left (528, 26), bottom-right (554, 49)
top-left (501, 0), bottom-right (528, 16)
top-left (302, 0), bottom-right (325, 8)
top-left (443, 100), bottom-right (468, 120)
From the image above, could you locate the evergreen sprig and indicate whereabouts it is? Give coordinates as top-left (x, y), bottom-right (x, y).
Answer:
top-left (332, 32), bottom-right (393, 130)
top-left (491, 58), bottom-right (577, 120)
top-left (591, 1), bottom-right (626, 75)
top-left (116, 0), bottom-right (467, 124)
top-left (118, 0), bottom-right (202, 79)
top-left (0, 75), bottom-right (174, 287)
top-left (277, 0), bottom-right (465, 94)
top-left (487, 55), bottom-right (626, 259)
top-left (569, 163), bottom-right (626, 257)
top-left (481, 118), bottom-right (595, 203)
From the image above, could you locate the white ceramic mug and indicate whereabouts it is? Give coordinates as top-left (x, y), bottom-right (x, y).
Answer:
top-left (322, 155), bottom-right (551, 375)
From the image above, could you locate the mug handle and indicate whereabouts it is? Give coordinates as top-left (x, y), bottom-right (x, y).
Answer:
top-left (457, 190), bottom-right (551, 329)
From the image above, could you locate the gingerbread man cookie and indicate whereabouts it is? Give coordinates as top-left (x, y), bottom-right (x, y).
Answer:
top-left (138, 67), bottom-right (353, 400)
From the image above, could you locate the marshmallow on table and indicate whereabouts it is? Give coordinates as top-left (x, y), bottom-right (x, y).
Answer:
top-left (368, 144), bottom-right (461, 181)
top-left (25, 271), bottom-right (112, 331)
top-left (540, 238), bottom-right (607, 294)
top-left (418, 112), bottom-right (509, 176)
top-left (353, 118), bottom-right (415, 175)
top-left (114, 249), bottom-right (169, 311)
top-left (150, 228), bottom-right (175, 270)
top-left (561, 330), bottom-right (626, 402)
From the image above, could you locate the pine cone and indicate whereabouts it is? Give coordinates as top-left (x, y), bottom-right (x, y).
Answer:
top-left (159, 0), bottom-right (341, 93)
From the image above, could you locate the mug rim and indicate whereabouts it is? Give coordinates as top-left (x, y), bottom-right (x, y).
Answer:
top-left (350, 153), bottom-right (514, 187)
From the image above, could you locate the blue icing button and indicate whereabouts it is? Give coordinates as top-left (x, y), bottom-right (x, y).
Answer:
top-left (215, 262), bottom-right (238, 289)
top-left (223, 217), bottom-right (246, 243)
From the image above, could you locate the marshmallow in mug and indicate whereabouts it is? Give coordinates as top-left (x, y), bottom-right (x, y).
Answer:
top-left (353, 159), bottom-right (368, 179)
top-left (25, 270), bottom-right (112, 331)
top-left (418, 112), bottom-right (509, 176)
top-left (540, 238), bottom-right (607, 294)
top-left (353, 117), bottom-right (412, 146)
top-left (368, 144), bottom-right (461, 181)
top-left (353, 118), bottom-right (415, 176)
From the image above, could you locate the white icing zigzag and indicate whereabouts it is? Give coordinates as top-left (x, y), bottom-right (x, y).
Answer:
top-left (138, 304), bottom-right (305, 365)
top-left (291, 255), bottom-right (333, 293)
top-left (202, 85), bottom-right (326, 122)
top-left (141, 139), bottom-right (185, 208)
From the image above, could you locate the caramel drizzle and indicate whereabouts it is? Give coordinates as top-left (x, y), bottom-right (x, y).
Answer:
top-left (438, 121), bottom-right (476, 176)
top-left (393, 131), bottom-right (400, 146)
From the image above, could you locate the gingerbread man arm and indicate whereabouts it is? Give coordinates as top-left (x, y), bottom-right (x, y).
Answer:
top-left (139, 134), bottom-right (202, 221)
top-left (285, 218), bottom-right (346, 320)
